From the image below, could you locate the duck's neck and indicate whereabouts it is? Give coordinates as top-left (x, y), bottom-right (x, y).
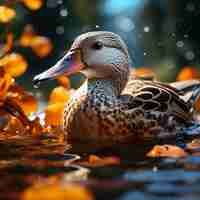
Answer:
top-left (88, 70), bottom-right (130, 96)
top-left (88, 78), bottom-right (126, 97)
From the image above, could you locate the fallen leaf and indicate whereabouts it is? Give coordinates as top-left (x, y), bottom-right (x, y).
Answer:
top-left (7, 84), bottom-right (38, 115)
top-left (30, 36), bottom-right (53, 58)
top-left (19, 24), bottom-right (36, 47)
top-left (0, 6), bottom-right (16, 23)
top-left (78, 155), bottom-right (120, 167)
top-left (49, 86), bottom-right (70, 105)
top-left (0, 53), bottom-right (28, 77)
top-left (147, 144), bottom-right (188, 158)
top-left (22, 0), bottom-right (43, 10)
top-left (177, 66), bottom-right (200, 81)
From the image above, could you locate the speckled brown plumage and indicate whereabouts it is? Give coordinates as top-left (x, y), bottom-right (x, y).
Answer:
top-left (64, 78), bottom-right (199, 142)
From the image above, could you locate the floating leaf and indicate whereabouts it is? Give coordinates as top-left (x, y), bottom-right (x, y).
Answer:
top-left (45, 103), bottom-right (65, 126)
top-left (78, 155), bottom-right (120, 167)
top-left (49, 86), bottom-right (70, 105)
top-left (30, 36), bottom-right (53, 58)
top-left (21, 183), bottom-right (93, 200)
top-left (19, 24), bottom-right (36, 47)
top-left (7, 84), bottom-right (38, 115)
top-left (0, 53), bottom-right (28, 77)
top-left (0, 6), bottom-right (16, 23)
top-left (177, 66), bottom-right (200, 81)
top-left (22, 0), bottom-right (43, 10)
top-left (147, 144), bottom-right (188, 158)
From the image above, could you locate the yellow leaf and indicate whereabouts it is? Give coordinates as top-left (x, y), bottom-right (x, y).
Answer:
top-left (0, 6), bottom-right (16, 23)
top-left (147, 144), bottom-right (188, 158)
top-left (177, 67), bottom-right (200, 81)
top-left (7, 84), bottom-right (38, 115)
top-left (19, 24), bottom-right (36, 47)
top-left (49, 86), bottom-right (70, 105)
top-left (30, 36), bottom-right (53, 58)
top-left (0, 53), bottom-right (28, 77)
top-left (22, 0), bottom-right (43, 11)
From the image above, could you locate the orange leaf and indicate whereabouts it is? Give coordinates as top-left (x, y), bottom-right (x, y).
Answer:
top-left (147, 144), bottom-right (188, 158)
top-left (7, 84), bottom-right (38, 115)
top-left (132, 67), bottom-right (157, 81)
top-left (79, 155), bottom-right (120, 167)
top-left (45, 102), bottom-right (65, 126)
top-left (22, 0), bottom-right (43, 10)
top-left (0, 6), bottom-right (16, 23)
top-left (177, 67), bottom-right (200, 81)
top-left (49, 86), bottom-right (70, 105)
top-left (0, 53), bottom-right (28, 77)
top-left (21, 183), bottom-right (94, 200)
top-left (19, 24), bottom-right (36, 47)
top-left (30, 36), bottom-right (53, 58)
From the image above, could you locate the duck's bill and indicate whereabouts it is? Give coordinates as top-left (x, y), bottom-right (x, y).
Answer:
top-left (33, 49), bottom-right (85, 84)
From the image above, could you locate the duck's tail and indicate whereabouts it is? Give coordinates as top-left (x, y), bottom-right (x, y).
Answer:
top-left (170, 80), bottom-right (200, 107)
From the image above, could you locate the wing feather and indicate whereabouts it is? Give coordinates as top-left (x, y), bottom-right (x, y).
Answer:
top-left (121, 80), bottom-right (192, 121)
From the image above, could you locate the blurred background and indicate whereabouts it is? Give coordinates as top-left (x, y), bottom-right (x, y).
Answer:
top-left (0, 0), bottom-right (200, 96)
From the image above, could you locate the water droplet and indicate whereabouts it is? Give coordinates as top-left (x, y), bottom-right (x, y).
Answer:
top-left (186, 3), bottom-right (195, 12)
top-left (153, 166), bottom-right (158, 172)
top-left (171, 33), bottom-right (176, 38)
top-left (46, 0), bottom-right (58, 8)
top-left (115, 16), bottom-right (135, 32)
top-left (176, 41), bottom-right (184, 48)
top-left (185, 51), bottom-right (195, 60)
top-left (33, 80), bottom-right (41, 89)
top-left (60, 9), bottom-right (68, 17)
top-left (144, 26), bottom-right (150, 33)
top-left (57, 0), bottom-right (63, 4)
top-left (56, 26), bottom-right (65, 35)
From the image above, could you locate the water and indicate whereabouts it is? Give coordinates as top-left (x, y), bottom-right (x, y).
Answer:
top-left (1, 135), bottom-right (200, 200)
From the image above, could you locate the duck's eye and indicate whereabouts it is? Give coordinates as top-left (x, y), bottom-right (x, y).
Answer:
top-left (92, 41), bottom-right (103, 50)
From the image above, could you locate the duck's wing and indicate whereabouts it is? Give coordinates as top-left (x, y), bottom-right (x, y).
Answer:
top-left (169, 80), bottom-right (200, 103)
top-left (121, 80), bottom-right (193, 121)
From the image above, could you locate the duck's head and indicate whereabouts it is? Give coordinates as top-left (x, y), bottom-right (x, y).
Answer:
top-left (34, 31), bottom-right (131, 93)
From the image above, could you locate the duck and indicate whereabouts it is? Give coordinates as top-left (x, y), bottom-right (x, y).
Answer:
top-left (33, 31), bottom-right (200, 143)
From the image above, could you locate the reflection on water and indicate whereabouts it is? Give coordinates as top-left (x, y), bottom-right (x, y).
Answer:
top-left (1, 136), bottom-right (200, 200)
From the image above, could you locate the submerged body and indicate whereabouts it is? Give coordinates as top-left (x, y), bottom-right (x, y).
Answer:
top-left (34, 31), bottom-right (200, 142)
